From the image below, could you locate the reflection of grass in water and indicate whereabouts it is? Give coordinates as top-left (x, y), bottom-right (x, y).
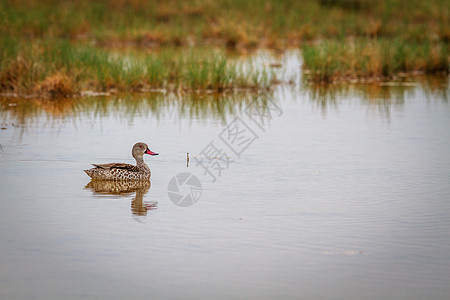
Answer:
top-left (2, 78), bottom-right (447, 125)
top-left (303, 77), bottom-right (449, 118)
top-left (0, 92), bottom-right (276, 125)
top-left (306, 84), bottom-right (407, 120)
top-left (0, 40), bottom-right (275, 97)
top-left (306, 80), bottom-right (449, 103)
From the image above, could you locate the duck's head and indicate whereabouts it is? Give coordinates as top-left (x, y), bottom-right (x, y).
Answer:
top-left (132, 142), bottom-right (159, 158)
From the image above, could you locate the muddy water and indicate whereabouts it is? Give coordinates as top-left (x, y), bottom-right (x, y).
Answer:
top-left (1, 55), bottom-right (450, 299)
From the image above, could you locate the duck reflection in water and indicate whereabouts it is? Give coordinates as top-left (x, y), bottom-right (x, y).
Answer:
top-left (85, 179), bottom-right (157, 216)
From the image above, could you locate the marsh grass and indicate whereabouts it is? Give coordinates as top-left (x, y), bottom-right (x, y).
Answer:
top-left (0, 0), bottom-right (448, 94)
top-left (1, 0), bottom-right (449, 48)
top-left (0, 39), bottom-right (274, 97)
top-left (302, 39), bottom-right (449, 83)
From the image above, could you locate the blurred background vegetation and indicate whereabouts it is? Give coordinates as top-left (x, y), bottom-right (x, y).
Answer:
top-left (0, 0), bottom-right (448, 96)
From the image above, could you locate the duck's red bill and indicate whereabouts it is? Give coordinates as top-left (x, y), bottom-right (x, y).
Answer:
top-left (145, 148), bottom-right (159, 155)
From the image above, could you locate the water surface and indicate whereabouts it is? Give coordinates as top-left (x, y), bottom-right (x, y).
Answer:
top-left (1, 54), bottom-right (450, 299)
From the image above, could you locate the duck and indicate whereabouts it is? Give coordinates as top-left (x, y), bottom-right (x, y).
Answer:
top-left (84, 142), bottom-right (158, 181)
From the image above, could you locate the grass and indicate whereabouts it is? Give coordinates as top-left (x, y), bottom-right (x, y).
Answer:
top-left (1, 0), bottom-right (448, 47)
top-left (0, 39), bottom-right (275, 97)
top-left (0, 0), bottom-right (448, 93)
top-left (302, 39), bottom-right (449, 83)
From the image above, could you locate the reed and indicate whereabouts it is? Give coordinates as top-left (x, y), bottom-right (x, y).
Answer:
top-left (0, 39), bottom-right (274, 97)
top-left (0, 0), bottom-right (448, 95)
top-left (302, 39), bottom-right (449, 83)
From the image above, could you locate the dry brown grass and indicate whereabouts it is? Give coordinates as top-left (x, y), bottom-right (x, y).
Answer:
top-left (0, 57), bottom-right (30, 92)
top-left (33, 73), bottom-right (74, 99)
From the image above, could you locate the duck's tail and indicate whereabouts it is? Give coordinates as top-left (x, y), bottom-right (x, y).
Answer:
top-left (84, 169), bottom-right (94, 178)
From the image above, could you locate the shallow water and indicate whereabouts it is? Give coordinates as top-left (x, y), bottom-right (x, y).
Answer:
top-left (1, 54), bottom-right (450, 299)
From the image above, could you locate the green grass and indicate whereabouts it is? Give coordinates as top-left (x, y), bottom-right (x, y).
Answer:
top-left (0, 39), bottom-right (274, 97)
top-left (0, 0), bottom-right (449, 94)
top-left (1, 0), bottom-right (449, 47)
top-left (302, 39), bottom-right (449, 83)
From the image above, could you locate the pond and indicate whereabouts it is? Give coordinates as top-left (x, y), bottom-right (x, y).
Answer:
top-left (1, 52), bottom-right (449, 299)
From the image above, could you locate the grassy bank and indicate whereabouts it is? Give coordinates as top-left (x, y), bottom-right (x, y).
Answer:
top-left (302, 39), bottom-right (449, 83)
top-left (0, 0), bottom-right (449, 94)
top-left (0, 39), bottom-right (274, 98)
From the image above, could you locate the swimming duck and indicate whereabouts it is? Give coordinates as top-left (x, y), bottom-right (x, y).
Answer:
top-left (84, 142), bottom-right (158, 180)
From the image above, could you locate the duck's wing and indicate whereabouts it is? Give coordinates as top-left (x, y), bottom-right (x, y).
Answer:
top-left (92, 163), bottom-right (137, 171)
